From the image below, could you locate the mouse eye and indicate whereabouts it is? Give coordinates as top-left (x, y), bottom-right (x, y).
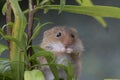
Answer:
top-left (71, 33), bottom-right (75, 38)
top-left (56, 32), bottom-right (62, 37)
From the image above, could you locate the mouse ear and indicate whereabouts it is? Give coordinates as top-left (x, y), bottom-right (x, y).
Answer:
top-left (43, 31), bottom-right (49, 38)
top-left (43, 30), bottom-right (48, 35)
top-left (43, 29), bottom-right (51, 36)
top-left (70, 27), bottom-right (78, 36)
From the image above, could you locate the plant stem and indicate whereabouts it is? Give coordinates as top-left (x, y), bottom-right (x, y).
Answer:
top-left (8, 0), bottom-right (27, 80)
top-left (27, 0), bottom-right (35, 67)
top-left (6, 0), bottom-right (12, 53)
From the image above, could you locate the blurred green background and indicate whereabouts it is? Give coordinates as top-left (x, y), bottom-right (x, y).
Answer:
top-left (0, 0), bottom-right (120, 80)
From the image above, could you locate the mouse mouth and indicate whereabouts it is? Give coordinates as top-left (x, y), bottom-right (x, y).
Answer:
top-left (64, 44), bottom-right (73, 49)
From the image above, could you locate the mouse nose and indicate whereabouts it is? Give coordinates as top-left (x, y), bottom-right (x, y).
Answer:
top-left (64, 40), bottom-right (72, 45)
top-left (63, 39), bottom-right (73, 48)
top-left (62, 34), bottom-right (74, 47)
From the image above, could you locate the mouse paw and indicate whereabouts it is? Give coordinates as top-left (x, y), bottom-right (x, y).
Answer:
top-left (66, 48), bottom-right (73, 53)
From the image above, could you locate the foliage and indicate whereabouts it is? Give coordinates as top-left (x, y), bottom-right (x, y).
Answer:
top-left (24, 70), bottom-right (45, 80)
top-left (0, 0), bottom-right (120, 80)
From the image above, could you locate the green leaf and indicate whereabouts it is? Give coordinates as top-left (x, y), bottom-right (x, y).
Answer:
top-left (30, 22), bottom-right (52, 42)
top-left (59, 0), bottom-right (66, 14)
top-left (51, 62), bottom-right (75, 80)
top-left (67, 62), bottom-right (74, 80)
top-left (3, 36), bottom-right (23, 48)
top-left (76, 0), bottom-right (82, 4)
top-left (4, 36), bottom-right (18, 43)
top-left (93, 16), bottom-right (107, 28)
top-left (31, 48), bottom-right (59, 80)
top-left (24, 69), bottom-right (45, 80)
top-left (7, 22), bottom-right (14, 28)
top-left (1, 22), bottom-right (13, 31)
top-left (0, 29), bottom-right (23, 48)
top-left (0, 44), bottom-right (8, 55)
top-left (45, 5), bottom-right (120, 18)
top-left (2, 2), bottom-right (6, 15)
top-left (45, 57), bottom-right (59, 80)
top-left (40, 0), bottom-right (52, 14)
top-left (34, 18), bottom-right (40, 22)
top-left (22, 32), bottom-right (28, 48)
top-left (30, 22), bottom-right (41, 41)
top-left (30, 50), bottom-right (53, 60)
top-left (76, 0), bottom-right (107, 28)
top-left (32, 46), bottom-right (45, 51)
top-left (0, 58), bottom-right (10, 73)
top-left (44, 7), bottom-right (49, 14)
top-left (40, 0), bottom-right (50, 5)
top-left (0, 28), bottom-right (6, 37)
top-left (0, 58), bottom-right (12, 79)
top-left (36, 0), bottom-right (40, 5)
top-left (80, 0), bottom-right (93, 6)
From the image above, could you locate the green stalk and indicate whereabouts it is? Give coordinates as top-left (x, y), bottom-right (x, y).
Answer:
top-left (8, 0), bottom-right (27, 80)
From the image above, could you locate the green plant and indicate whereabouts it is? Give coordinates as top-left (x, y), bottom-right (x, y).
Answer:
top-left (0, 0), bottom-right (120, 80)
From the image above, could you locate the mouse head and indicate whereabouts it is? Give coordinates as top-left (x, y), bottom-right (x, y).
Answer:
top-left (43, 26), bottom-right (78, 48)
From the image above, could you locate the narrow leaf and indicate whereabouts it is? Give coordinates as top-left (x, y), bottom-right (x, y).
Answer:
top-left (45, 5), bottom-right (120, 18)
top-left (22, 32), bottom-right (28, 48)
top-left (67, 62), bottom-right (74, 80)
top-left (0, 29), bottom-right (6, 36)
top-left (2, 2), bottom-right (6, 15)
top-left (3, 36), bottom-right (22, 48)
top-left (32, 46), bottom-right (45, 51)
top-left (59, 0), bottom-right (66, 14)
top-left (32, 47), bottom-right (59, 80)
top-left (30, 22), bottom-right (52, 41)
top-left (80, 0), bottom-right (93, 6)
top-left (0, 29), bottom-right (22, 47)
top-left (1, 22), bottom-right (13, 31)
top-left (0, 44), bottom-right (8, 55)
top-left (30, 22), bottom-right (41, 41)
top-left (0, 58), bottom-right (10, 73)
top-left (30, 51), bottom-right (53, 60)
top-left (7, 22), bottom-right (14, 28)
top-left (41, 0), bottom-right (51, 14)
top-left (76, 0), bottom-right (107, 28)
top-left (40, 0), bottom-right (49, 5)
top-left (36, 0), bottom-right (40, 5)
top-left (44, 7), bottom-right (49, 14)
top-left (76, 0), bottom-right (82, 4)
top-left (94, 16), bottom-right (107, 28)
top-left (45, 57), bottom-right (59, 80)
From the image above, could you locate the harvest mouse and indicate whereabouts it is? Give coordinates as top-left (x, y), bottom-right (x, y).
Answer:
top-left (39, 26), bottom-right (84, 80)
